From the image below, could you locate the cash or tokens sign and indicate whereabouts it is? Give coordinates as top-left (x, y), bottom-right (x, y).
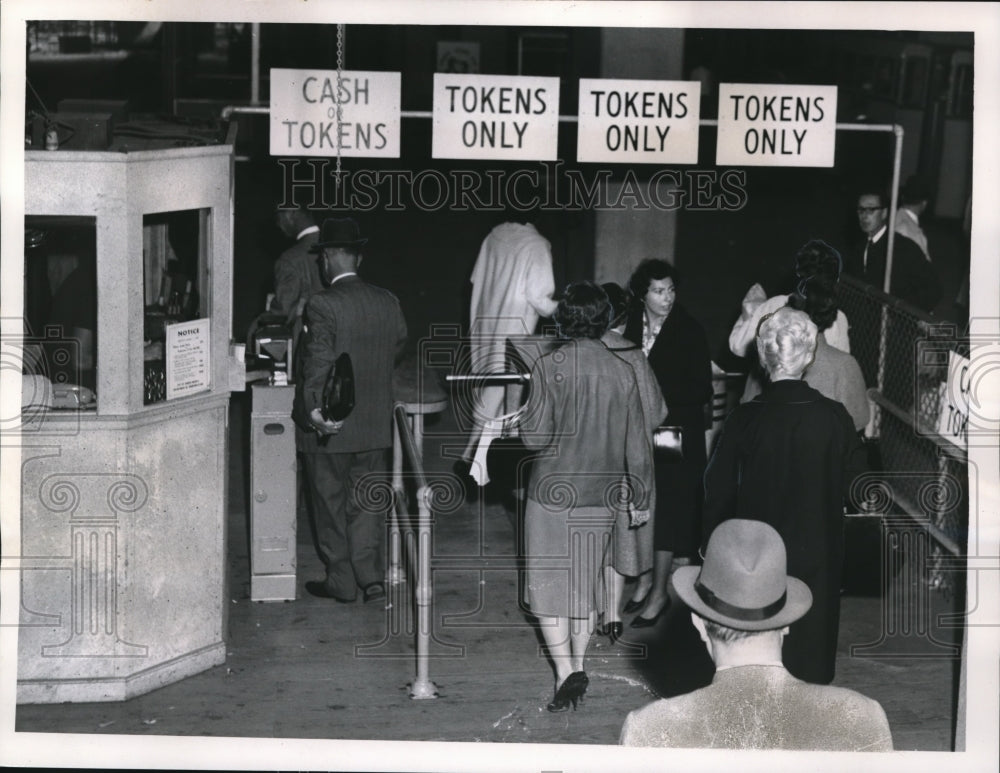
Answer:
top-left (270, 68), bottom-right (401, 157)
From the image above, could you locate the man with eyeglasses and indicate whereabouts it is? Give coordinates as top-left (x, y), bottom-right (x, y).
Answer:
top-left (845, 188), bottom-right (941, 313)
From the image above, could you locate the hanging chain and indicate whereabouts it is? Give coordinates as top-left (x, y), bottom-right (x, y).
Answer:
top-left (334, 23), bottom-right (345, 187)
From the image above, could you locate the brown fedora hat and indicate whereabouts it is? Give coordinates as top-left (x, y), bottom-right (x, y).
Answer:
top-left (309, 217), bottom-right (368, 252)
top-left (672, 519), bottom-right (812, 631)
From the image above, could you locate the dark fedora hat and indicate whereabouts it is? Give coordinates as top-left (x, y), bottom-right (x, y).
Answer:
top-left (309, 217), bottom-right (368, 252)
top-left (672, 519), bottom-right (812, 631)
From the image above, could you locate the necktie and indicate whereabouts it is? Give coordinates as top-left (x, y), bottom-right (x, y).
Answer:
top-left (863, 237), bottom-right (872, 272)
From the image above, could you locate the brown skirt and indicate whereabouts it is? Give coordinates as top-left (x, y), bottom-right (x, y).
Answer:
top-left (523, 497), bottom-right (615, 619)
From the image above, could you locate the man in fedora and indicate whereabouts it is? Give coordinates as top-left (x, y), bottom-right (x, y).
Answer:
top-left (620, 519), bottom-right (893, 751)
top-left (295, 217), bottom-right (408, 604)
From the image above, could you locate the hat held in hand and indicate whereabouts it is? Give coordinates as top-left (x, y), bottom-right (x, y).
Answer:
top-left (672, 519), bottom-right (812, 631)
top-left (310, 217), bottom-right (368, 252)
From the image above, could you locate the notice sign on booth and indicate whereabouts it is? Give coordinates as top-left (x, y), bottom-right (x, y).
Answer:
top-left (166, 318), bottom-right (210, 400)
top-left (716, 84), bottom-right (837, 167)
top-left (577, 79), bottom-right (700, 163)
top-left (937, 350), bottom-right (971, 448)
top-left (270, 68), bottom-right (401, 157)
top-left (432, 73), bottom-right (559, 160)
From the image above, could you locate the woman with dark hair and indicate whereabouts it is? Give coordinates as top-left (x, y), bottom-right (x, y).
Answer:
top-left (729, 239), bottom-right (851, 359)
top-left (598, 282), bottom-right (667, 641)
top-left (520, 281), bottom-right (653, 710)
top-left (623, 260), bottom-right (713, 627)
top-left (704, 307), bottom-right (867, 684)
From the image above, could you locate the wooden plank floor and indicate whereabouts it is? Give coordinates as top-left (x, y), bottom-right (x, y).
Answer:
top-left (15, 394), bottom-right (962, 752)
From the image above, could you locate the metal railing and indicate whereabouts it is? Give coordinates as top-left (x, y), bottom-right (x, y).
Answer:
top-left (837, 274), bottom-right (968, 588)
top-left (389, 402), bottom-right (437, 699)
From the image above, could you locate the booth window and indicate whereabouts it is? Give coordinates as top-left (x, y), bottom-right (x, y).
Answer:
top-left (23, 216), bottom-right (98, 407)
top-left (143, 208), bottom-right (210, 404)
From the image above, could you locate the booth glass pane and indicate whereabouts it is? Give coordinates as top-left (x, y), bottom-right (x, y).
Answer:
top-left (22, 216), bottom-right (99, 411)
top-left (143, 208), bottom-right (211, 404)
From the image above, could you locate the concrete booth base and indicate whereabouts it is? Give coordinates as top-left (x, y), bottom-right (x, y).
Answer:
top-left (17, 395), bottom-right (230, 704)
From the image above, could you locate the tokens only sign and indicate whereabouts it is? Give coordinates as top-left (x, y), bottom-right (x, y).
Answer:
top-left (432, 73), bottom-right (559, 160)
top-left (270, 68), bottom-right (400, 157)
top-left (577, 79), bottom-right (700, 163)
top-left (716, 84), bottom-right (837, 167)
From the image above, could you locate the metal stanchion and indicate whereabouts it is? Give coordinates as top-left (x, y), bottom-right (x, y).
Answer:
top-left (389, 404), bottom-right (439, 699)
top-left (409, 484), bottom-right (437, 699)
top-left (387, 414), bottom-right (406, 585)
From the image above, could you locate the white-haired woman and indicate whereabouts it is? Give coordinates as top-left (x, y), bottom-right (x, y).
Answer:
top-left (703, 306), bottom-right (866, 685)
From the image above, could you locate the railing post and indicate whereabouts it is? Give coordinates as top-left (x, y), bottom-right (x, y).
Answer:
top-left (409, 484), bottom-right (438, 699)
top-left (386, 409), bottom-right (405, 585)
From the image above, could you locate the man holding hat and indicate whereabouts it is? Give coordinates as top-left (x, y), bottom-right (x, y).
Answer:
top-left (620, 519), bottom-right (893, 751)
top-left (295, 217), bottom-right (408, 604)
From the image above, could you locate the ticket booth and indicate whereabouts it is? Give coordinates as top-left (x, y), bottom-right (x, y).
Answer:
top-left (17, 128), bottom-right (239, 703)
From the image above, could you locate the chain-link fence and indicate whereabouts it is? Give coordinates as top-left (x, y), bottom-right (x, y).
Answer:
top-left (838, 275), bottom-right (968, 593)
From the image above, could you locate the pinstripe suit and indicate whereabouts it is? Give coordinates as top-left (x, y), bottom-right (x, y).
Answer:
top-left (297, 274), bottom-right (407, 597)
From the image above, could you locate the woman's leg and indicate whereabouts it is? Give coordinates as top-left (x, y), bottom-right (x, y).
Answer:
top-left (537, 614), bottom-right (574, 687)
top-left (569, 612), bottom-right (596, 672)
top-left (637, 549), bottom-right (673, 620)
top-left (602, 566), bottom-right (625, 624)
top-left (629, 569), bottom-right (653, 605)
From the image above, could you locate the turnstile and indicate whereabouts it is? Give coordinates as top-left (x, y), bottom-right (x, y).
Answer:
top-left (249, 384), bottom-right (297, 601)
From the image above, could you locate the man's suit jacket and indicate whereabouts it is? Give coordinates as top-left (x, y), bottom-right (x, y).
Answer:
top-left (620, 665), bottom-right (893, 750)
top-left (296, 275), bottom-right (407, 454)
top-left (273, 231), bottom-right (324, 324)
top-left (845, 231), bottom-right (941, 312)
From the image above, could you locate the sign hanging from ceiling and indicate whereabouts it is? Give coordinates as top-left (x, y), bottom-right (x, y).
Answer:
top-left (716, 83), bottom-right (838, 167)
top-left (936, 350), bottom-right (971, 449)
top-left (432, 73), bottom-right (560, 160)
top-left (576, 78), bottom-right (701, 163)
top-left (269, 68), bottom-right (401, 157)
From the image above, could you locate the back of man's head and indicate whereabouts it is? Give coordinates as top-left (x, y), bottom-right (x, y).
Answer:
top-left (900, 176), bottom-right (931, 211)
top-left (700, 618), bottom-right (770, 645)
top-left (276, 205), bottom-right (316, 238)
top-left (317, 245), bottom-right (360, 283)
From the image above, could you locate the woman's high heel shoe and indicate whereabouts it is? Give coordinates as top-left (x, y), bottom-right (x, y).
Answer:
top-left (630, 597), bottom-right (671, 628)
top-left (546, 671), bottom-right (588, 712)
top-left (597, 621), bottom-right (623, 644)
top-left (623, 591), bottom-right (650, 615)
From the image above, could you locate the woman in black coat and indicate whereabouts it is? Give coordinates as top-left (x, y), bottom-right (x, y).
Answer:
top-left (623, 260), bottom-right (713, 626)
top-left (703, 306), bottom-right (867, 684)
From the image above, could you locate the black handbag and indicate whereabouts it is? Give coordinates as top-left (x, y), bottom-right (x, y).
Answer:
top-left (322, 352), bottom-right (355, 421)
top-left (484, 412), bottom-right (534, 489)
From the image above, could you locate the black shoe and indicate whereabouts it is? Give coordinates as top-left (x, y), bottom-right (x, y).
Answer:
top-left (546, 671), bottom-right (588, 713)
top-left (362, 582), bottom-right (386, 603)
top-left (597, 621), bottom-right (624, 644)
top-left (623, 592), bottom-right (650, 615)
top-left (630, 598), bottom-right (671, 628)
top-left (305, 581), bottom-right (355, 603)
